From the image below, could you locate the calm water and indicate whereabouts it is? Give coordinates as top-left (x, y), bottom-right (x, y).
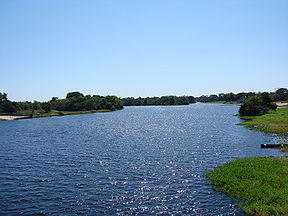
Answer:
top-left (0, 103), bottom-right (284, 215)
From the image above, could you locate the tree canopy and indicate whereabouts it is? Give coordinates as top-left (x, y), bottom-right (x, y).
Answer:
top-left (0, 92), bottom-right (123, 115)
top-left (122, 96), bottom-right (193, 106)
top-left (66, 91), bottom-right (84, 99)
top-left (274, 88), bottom-right (288, 101)
top-left (197, 89), bottom-right (288, 103)
top-left (196, 92), bottom-right (257, 103)
top-left (239, 92), bottom-right (277, 116)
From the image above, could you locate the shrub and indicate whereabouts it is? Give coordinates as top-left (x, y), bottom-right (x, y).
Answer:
top-left (239, 92), bottom-right (277, 116)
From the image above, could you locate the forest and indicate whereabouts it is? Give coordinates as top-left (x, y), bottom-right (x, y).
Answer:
top-left (122, 96), bottom-right (196, 106)
top-left (1, 89), bottom-right (287, 116)
top-left (196, 88), bottom-right (288, 103)
top-left (0, 92), bottom-right (123, 115)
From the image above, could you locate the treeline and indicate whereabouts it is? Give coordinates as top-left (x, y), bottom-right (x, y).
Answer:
top-left (196, 88), bottom-right (288, 103)
top-left (122, 96), bottom-right (196, 106)
top-left (0, 91), bottom-right (123, 115)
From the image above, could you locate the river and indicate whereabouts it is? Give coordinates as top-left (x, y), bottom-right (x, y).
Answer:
top-left (0, 103), bottom-right (283, 215)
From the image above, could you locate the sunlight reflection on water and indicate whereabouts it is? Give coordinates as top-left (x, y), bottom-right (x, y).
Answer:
top-left (0, 103), bottom-right (283, 215)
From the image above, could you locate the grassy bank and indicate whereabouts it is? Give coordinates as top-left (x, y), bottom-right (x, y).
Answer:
top-left (29, 109), bottom-right (111, 118)
top-left (0, 109), bottom-right (112, 121)
top-left (207, 157), bottom-right (288, 216)
top-left (33, 109), bottom-right (111, 118)
top-left (238, 107), bottom-right (288, 135)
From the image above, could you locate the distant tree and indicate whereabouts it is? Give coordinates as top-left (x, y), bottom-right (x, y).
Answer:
top-left (42, 102), bottom-right (52, 113)
top-left (66, 91), bottom-right (84, 99)
top-left (51, 97), bottom-right (58, 102)
top-left (0, 92), bottom-right (8, 102)
top-left (122, 96), bottom-right (190, 106)
top-left (274, 88), bottom-right (288, 101)
top-left (32, 101), bottom-right (42, 110)
top-left (188, 96), bottom-right (196, 103)
top-left (3, 100), bottom-right (17, 114)
top-left (239, 92), bottom-right (277, 116)
top-left (223, 93), bottom-right (235, 102)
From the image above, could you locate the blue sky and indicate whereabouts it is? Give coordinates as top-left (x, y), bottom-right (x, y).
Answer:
top-left (0, 0), bottom-right (287, 101)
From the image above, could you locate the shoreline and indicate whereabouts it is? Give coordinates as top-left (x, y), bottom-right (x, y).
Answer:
top-left (276, 102), bottom-right (288, 107)
top-left (238, 107), bottom-right (288, 136)
top-left (0, 115), bottom-right (31, 121)
top-left (0, 109), bottom-right (113, 121)
top-left (207, 156), bottom-right (288, 216)
top-left (207, 105), bottom-right (288, 215)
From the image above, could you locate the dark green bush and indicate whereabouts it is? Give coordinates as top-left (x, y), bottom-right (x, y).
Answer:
top-left (239, 92), bottom-right (277, 116)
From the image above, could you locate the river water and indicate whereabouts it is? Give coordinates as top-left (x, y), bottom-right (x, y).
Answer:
top-left (0, 103), bottom-right (283, 215)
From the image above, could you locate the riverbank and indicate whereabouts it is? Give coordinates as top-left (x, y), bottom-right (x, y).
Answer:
top-left (0, 109), bottom-right (111, 121)
top-left (207, 156), bottom-right (288, 216)
top-left (238, 107), bottom-right (288, 136)
top-left (0, 115), bottom-right (31, 121)
top-left (276, 102), bottom-right (288, 107)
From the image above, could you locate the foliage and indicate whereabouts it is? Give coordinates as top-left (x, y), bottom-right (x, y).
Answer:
top-left (274, 88), bottom-right (288, 101)
top-left (277, 141), bottom-right (288, 152)
top-left (196, 88), bottom-right (287, 103)
top-left (0, 92), bottom-right (8, 102)
top-left (239, 92), bottom-right (277, 116)
top-left (2, 100), bottom-right (17, 114)
top-left (0, 91), bottom-right (123, 115)
top-left (238, 107), bottom-right (288, 135)
top-left (66, 91), bottom-right (84, 99)
top-left (196, 92), bottom-right (258, 103)
top-left (0, 92), bottom-right (16, 114)
top-left (122, 95), bottom-right (192, 106)
top-left (207, 157), bottom-right (288, 216)
top-left (42, 102), bottom-right (52, 113)
top-left (188, 96), bottom-right (196, 103)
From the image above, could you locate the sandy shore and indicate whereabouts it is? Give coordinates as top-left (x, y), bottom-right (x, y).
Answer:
top-left (276, 102), bottom-right (288, 107)
top-left (0, 116), bottom-right (30, 121)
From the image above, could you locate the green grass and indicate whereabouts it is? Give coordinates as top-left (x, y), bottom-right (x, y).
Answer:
top-left (277, 141), bottom-right (288, 152)
top-left (32, 109), bottom-right (111, 118)
top-left (0, 109), bottom-right (113, 121)
top-left (207, 157), bottom-right (288, 216)
top-left (3, 109), bottom-right (112, 119)
top-left (238, 107), bottom-right (288, 136)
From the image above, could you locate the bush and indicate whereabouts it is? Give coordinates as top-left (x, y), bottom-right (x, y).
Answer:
top-left (239, 92), bottom-right (277, 116)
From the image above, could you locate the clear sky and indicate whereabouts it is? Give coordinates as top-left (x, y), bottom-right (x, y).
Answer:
top-left (0, 0), bottom-right (287, 101)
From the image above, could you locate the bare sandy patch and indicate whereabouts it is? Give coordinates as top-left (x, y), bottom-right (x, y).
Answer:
top-left (276, 102), bottom-right (288, 107)
top-left (0, 116), bottom-right (30, 121)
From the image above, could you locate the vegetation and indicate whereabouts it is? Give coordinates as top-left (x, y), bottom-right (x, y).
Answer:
top-left (238, 107), bottom-right (288, 135)
top-left (0, 91), bottom-right (123, 117)
top-left (122, 95), bottom-right (195, 106)
top-left (274, 88), bottom-right (288, 101)
top-left (277, 141), bottom-right (288, 152)
top-left (239, 92), bottom-right (277, 116)
top-left (207, 157), bottom-right (288, 216)
top-left (197, 88), bottom-right (288, 103)
top-left (24, 109), bottom-right (110, 118)
top-left (197, 92), bottom-right (257, 103)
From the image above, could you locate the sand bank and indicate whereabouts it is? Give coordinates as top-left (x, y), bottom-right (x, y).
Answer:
top-left (0, 116), bottom-right (30, 121)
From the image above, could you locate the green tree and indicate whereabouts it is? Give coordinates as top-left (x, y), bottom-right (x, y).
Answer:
top-left (3, 100), bottom-right (17, 114)
top-left (239, 93), bottom-right (277, 116)
top-left (0, 92), bottom-right (8, 101)
top-left (42, 102), bottom-right (52, 113)
top-left (188, 96), bottom-right (196, 103)
top-left (66, 91), bottom-right (84, 99)
top-left (274, 88), bottom-right (288, 101)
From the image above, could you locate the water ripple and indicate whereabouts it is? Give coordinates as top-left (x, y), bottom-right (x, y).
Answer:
top-left (0, 104), bottom-right (283, 215)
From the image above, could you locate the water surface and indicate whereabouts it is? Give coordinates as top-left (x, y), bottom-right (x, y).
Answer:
top-left (0, 104), bottom-right (283, 215)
